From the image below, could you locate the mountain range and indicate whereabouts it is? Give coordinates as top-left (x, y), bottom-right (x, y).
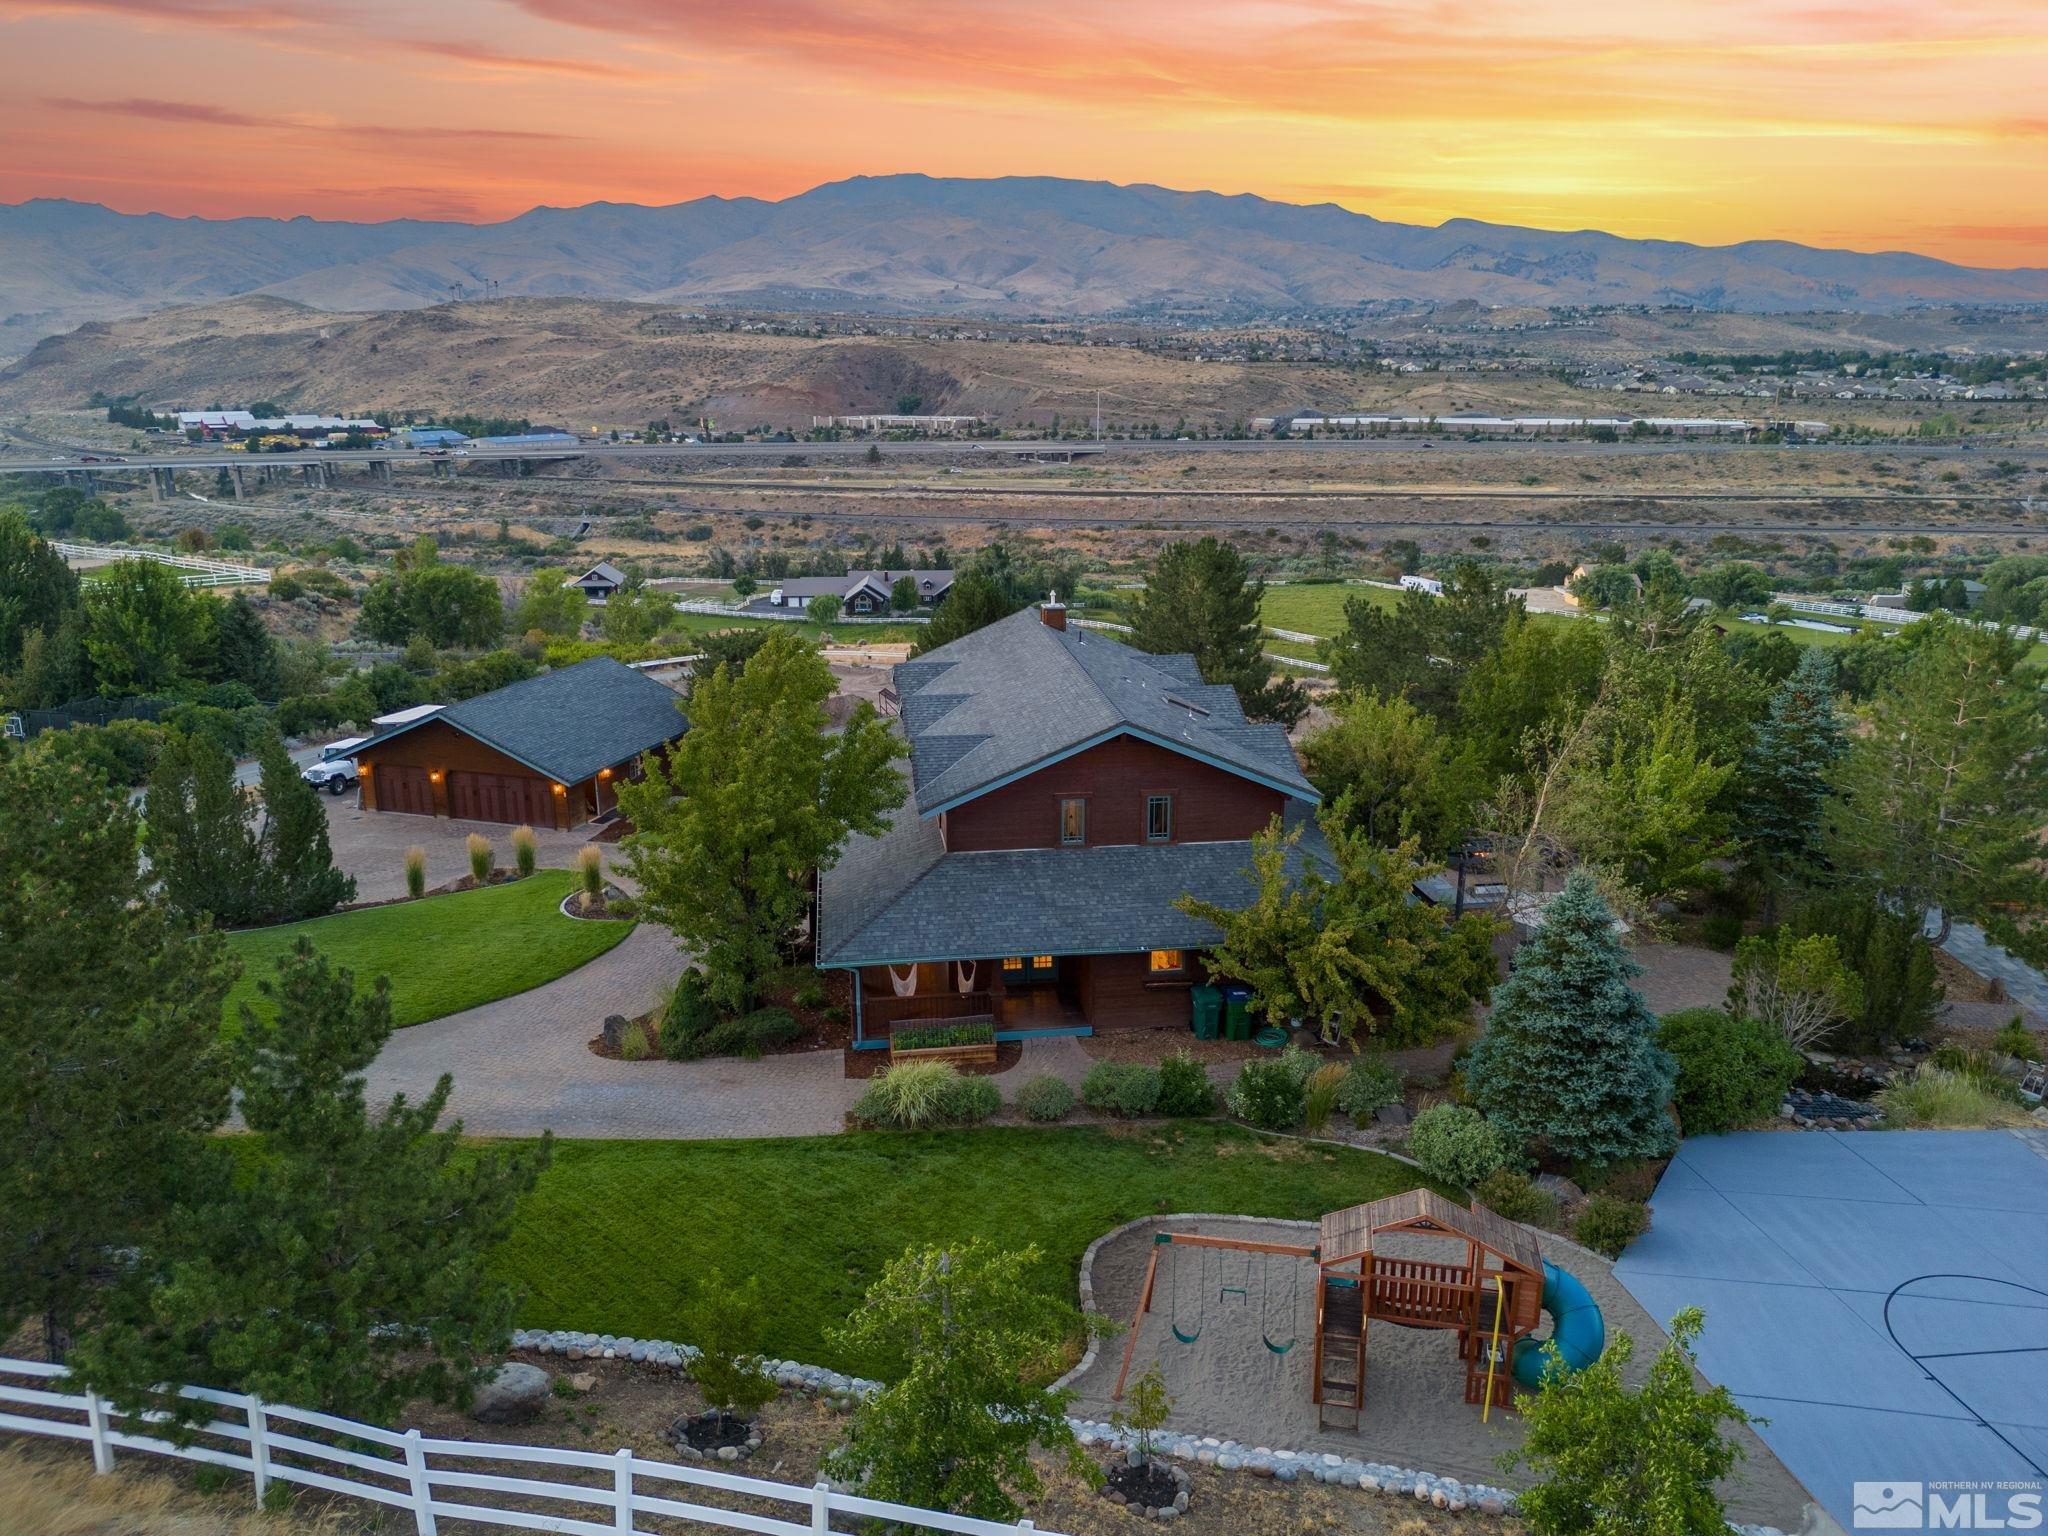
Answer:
top-left (4, 174), bottom-right (2046, 358)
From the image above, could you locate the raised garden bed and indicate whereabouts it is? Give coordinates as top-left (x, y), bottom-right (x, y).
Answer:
top-left (889, 1018), bottom-right (998, 1065)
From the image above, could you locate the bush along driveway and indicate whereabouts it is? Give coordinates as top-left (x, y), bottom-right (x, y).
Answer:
top-left (225, 870), bottom-right (634, 1031)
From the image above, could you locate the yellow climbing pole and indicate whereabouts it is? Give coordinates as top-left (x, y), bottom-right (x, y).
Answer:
top-left (1480, 1277), bottom-right (1508, 1424)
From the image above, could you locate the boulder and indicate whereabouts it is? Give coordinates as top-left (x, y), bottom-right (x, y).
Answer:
top-left (601, 1015), bottom-right (630, 1050)
top-left (473, 1362), bottom-right (551, 1425)
top-left (1534, 1173), bottom-right (1583, 1203)
top-left (1373, 1103), bottom-right (1412, 1128)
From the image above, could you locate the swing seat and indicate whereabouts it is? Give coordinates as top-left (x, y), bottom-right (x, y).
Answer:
top-left (1171, 1322), bottom-right (1203, 1344)
top-left (1219, 1286), bottom-right (1247, 1301)
top-left (1262, 1335), bottom-right (1297, 1356)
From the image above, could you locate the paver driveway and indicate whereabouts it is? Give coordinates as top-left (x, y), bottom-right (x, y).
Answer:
top-left (364, 922), bottom-right (860, 1139)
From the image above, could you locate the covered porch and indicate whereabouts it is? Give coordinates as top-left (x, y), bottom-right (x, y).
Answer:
top-left (847, 950), bottom-right (1199, 1050)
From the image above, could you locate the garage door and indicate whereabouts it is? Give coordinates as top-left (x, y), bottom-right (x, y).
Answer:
top-left (447, 769), bottom-right (554, 826)
top-left (375, 763), bottom-right (435, 817)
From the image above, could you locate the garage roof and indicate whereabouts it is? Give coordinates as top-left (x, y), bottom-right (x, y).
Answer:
top-left (355, 657), bottom-right (687, 784)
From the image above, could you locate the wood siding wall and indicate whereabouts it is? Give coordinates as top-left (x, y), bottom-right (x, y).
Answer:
top-left (358, 719), bottom-right (583, 829)
top-left (1075, 951), bottom-right (1199, 1031)
top-left (859, 953), bottom-right (1197, 1033)
top-left (942, 735), bottom-right (1286, 852)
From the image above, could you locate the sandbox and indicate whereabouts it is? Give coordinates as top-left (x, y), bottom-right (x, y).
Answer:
top-left (1062, 1212), bottom-right (1812, 1531)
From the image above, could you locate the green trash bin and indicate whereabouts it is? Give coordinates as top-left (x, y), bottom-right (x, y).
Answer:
top-left (1222, 986), bottom-right (1252, 1042)
top-left (1190, 984), bottom-right (1222, 1040)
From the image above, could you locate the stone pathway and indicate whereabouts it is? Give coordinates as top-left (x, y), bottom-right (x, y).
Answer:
top-left (363, 923), bottom-right (860, 1140)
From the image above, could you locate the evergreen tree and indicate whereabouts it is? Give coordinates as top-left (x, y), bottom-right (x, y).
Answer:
top-left (1326, 563), bottom-right (1518, 718)
top-left (0, 752), bottom-right (236, 1360)
top-left (74, 944), bottom-right (549, 1424)
top-left (913, 569), bottom-right (1015, 654)
top-left (1126, 536), bottom-right (1305, 726)
top-left (0, 509), bottom-right (81, 672)
top-left (1830, 617), bottom-right (2048, 956)
top-left (1465, 871), bottom-right (1678, 1166)
top-left (1303, 690), bottom-right (1483, 856)
top-left (213, 593), bottom-right (281, 698)
top-left (146, 728), bottom-right (266, 926)
top-left (253, 729), bottom-right (355, 921)
top-left (1737, 648), bottom-right (1842, 915)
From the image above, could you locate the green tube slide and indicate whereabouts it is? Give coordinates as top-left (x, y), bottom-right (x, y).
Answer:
top-left (1511, 1260), bottom-right (1606, 1389)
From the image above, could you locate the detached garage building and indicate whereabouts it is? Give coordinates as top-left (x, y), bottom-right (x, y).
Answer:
top-left (353, 657), bottom-right (686, 829)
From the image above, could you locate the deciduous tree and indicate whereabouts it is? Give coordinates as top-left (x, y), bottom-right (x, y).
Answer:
top-left (1301, 690), bottom-right (1481, 856)
top-left (826, 1240), bottom-right (1090, 1520)
top-left (620, 631), bottom-right (902, 1013)
top-left (1726, 928), bottom-right (1864, 1051)
top-left (0, 509), bottom-right (80, 672)
top-left (82, 558), bottom-right (217, 695)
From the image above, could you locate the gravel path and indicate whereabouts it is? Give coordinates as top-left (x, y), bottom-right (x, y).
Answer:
top-left (363, 922), bottom-right (860, 1140)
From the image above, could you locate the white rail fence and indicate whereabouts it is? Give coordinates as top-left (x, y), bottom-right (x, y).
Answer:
top-left (1775, 596), bottom-right (2043, 641)
top-left (0, 1357), bottom-right (1058, 1536)
top-left (52, 541), bottom-right (272, 589)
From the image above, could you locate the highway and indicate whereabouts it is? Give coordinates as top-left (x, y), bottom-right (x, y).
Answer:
top-left (3, 433), bottom-right (2044, 476)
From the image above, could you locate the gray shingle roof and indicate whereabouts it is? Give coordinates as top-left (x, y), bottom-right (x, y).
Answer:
top-left (355, 657), bottom-right (686, 784)
top-left (819, 801), bottom-right (1332, 967)
top-left (895, 607), bottom-right (1315, 812)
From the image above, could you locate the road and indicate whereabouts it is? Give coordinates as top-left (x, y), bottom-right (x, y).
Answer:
top-left (4, 433), bottom-right (2045, 475)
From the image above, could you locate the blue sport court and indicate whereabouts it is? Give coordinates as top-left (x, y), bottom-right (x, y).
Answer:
top-left (1614, 1130), bottom-right (2048, 1531)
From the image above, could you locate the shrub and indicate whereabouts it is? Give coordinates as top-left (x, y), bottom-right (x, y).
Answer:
top-left (618, 1021), bottom-right (651, 1061)
top-left (1574, 1194), bottom-right (1650, 1258)
top-left (892, 1020), bottom-right (997, 1052)
top-left (854, 1062), bottom-right (998, 1127)
top-left (608, 895), bottom-right (637, 919)
top-left (792, 975), bottom-right (829, 1010)
top-left (1082, 1060), bottom-right (1161, 1117)
top-left (274, 692), bottom-right (344, 738)
top-left (1336, 1056), bottom-right (1402, 1125)
top-left (662, 972), bottom-right (720, 1060)
top-left (511, 824), bottom-right (537, 878)
top-left (1155, 1050), bottom-right (1217, 1117)
top-left (679, 1269), bottom-right (778, 1422)
top-left (1227, 1056), bottom-right (1306, 1130)
top-left (27, 719), bottom-right (165, 787)
top-left (729, 1006), bottom-right (799, 1057)
top-left (1995, 1015), bottom-right (2041, 1061)
top-left (268, 572), bottom-right (306, 601)
top-left (1880, 1063), bottom-right (2027, 1128)
top-left (1473, 1168), bottom-right (1557, 1226)
top-left (577, 843), bottom-right (604, 901)
top-left (1302, 1063), bottom-right (1348, 1134)
top-left (403, 845), bottom-right (427, 900)
top-left (466, 832), bottom-right (493, 884)
top-left (1406, 1102), bottom-right (1513, 1189)
top-left (1016, 1075), bottom-right (1075, 1123)
top-left (1657, 1007), bottom-right (1800, 1135)
top-left (1700, 911), bottom-right (1744, 952)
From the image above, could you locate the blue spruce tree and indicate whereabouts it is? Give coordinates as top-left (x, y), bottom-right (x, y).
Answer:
top-left (1466, 872), bottom-right (1677, 1166)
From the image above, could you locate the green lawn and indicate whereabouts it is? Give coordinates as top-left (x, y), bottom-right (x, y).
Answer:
top-left (493, 1123), bottom-right (1449, 1372)
top-left (225, 870), bottom-right (634, 1031)
top-left (1260, 582), bottom-right (1396, 638)
top-left (664, 611), bottom-right (928, 646)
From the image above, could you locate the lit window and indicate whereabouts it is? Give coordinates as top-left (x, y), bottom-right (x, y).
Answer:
top-left (1149, 949), bottom-right (1184, 974)
top-left (1059, 797), bottom-right (1086, 845)
top-left (1002, 956), bottom-right (1024, 973)
top-left (1002, 955), bottom-right (1057, 981)
top-left (1146, 795), bottom-right (1173, 842)
top-left (1032, 955), bottom-right (1054, 970)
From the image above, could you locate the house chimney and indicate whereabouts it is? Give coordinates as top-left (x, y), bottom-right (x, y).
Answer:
top-left (1039, 590), bottom-right (1067, 631)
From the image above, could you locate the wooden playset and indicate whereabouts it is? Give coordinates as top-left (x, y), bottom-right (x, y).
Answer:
top-left (1115, 1189), bottom-right (1549, 1427)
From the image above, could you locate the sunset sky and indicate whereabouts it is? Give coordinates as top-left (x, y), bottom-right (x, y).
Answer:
top-left (2, 0), bottom-right (2044, 267)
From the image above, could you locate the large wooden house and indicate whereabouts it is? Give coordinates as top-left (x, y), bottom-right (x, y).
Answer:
top-left (817, 599), bottom-right (1326, 1046)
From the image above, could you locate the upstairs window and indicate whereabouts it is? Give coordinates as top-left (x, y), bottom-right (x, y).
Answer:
top-left (1059, 797), bottom-right (1087, 846)
top-left (1145, 794), bottom-right (1174, 842)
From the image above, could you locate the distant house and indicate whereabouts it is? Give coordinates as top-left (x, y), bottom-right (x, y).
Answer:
top-left (350, 658), bottom-right (686, 829)
top-left (400, 427), bottom-right (470, 448)
top-left (565, 562), bottom-right (627, 604)
top-left (747, 569), bottom-right (956, 616)
top-left (817, 601), bottom-right (1327, 1047)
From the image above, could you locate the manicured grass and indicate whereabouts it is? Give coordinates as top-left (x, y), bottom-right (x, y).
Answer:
top-left (665, 611), bottom-right (928, 646)
top-left (1260, 581), bottom-right (1396, 638)
top-left (225, 870), bottom-right (633, 1031)
top-left (493, 1122), bottom-right (1451, 1372)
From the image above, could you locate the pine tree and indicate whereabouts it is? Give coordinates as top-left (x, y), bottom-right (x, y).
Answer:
top-left (912, 569), bottom-right (1015, 654)
top-left (1127, 536), bottom-right (1306, 726)
top-left (213, 593), bottom-right (281, 698)
top-left (146, 728), bottom-right (267, 926)
top-left (1737, 647), bottom-right (1842, 915)
top-left (0, 752), bottom-right (236, 1360)
top-left (1466, 871), bottom-right (1678, 1165)
top-left (74, 943), bottom-right (549, 1424)
top-left (253, 729), bottom-right (355, 921)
